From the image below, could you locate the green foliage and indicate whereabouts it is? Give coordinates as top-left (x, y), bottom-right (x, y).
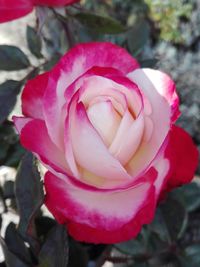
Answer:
top-left (127, 18), bottom-right (150, 55)
top-left (5, 223), bottom-right (32, 265)
top-left (171, 182), bottom-right (200, 212)
top-left (0, 121), bottom-right (25, 167)
top-left (145, 0), bottom-right (193, 43)
top-left (15, 153), bottom-right (44, 242)
top-left (0, 45), bottom-right (30, 71)
top-left (0, 236), bottom-right (29, 267)
top-left (74, 12), bottom-right (126, 34)
top-left (26, 26), bottom-right (43, 59)
top-left (0, 80), bottom-right (22, 124)
top-left (38, 225), bottom-right (69, 267)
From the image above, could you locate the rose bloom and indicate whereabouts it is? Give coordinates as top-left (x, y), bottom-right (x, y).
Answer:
top-left (13, 42), bottom-right (198, 244)
top-left (0, 0), bottom-right (79, 23)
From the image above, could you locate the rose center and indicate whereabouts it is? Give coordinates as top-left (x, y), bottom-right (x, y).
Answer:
top-left (87, 100), bottom-right (121, 147)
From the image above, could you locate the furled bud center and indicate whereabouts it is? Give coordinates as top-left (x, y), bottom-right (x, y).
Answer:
top-left (87, 100), bottom-right (121, 146)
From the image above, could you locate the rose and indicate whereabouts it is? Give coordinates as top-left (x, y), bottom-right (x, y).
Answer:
top-left (0, 0), bottom-right (79, 23)
top-left (13, 42), bottom-right (198, 244)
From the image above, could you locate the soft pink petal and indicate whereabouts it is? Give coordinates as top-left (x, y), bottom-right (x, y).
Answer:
top-left (44, 171), bottom-right (155, 243)
top-left (64, 110), bottom-right (80, 179)
top-left (87, 100), bottom-right (121, 146)
top-left (110, 111), bottom-right (145, 165)
top-left (67, 99), bottom-right (131, 185)
top-left (43, 43), bottom-right (139, 149)
top-left (19, 118), bottom-right (70, 174)
top-left (109, 109), bottom-right (134, 154)
top-left (129, 69), bottom-right (180, 122)
top-left (143, 116), bottom-right (154, 143)
top-left (79, 75), bottom-right (142, 119)
top-left (13, 116), bottom-right (33, 134)
top-left (22, 72), bottom-right (49, 119)
top-left (127, 69), bottom-right (172, 177)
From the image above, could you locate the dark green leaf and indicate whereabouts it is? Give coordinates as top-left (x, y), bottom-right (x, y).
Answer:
top-left (115, 238), bottom-right (146, 256)
top-left (26, 26), bottom-right (43, 58)
top-left (3, 181), bottom-right (14, 199)
top-left (161, 197), bottom-right (188, 241)
top-left (4, 142), bottom-right (26, 167)
top-left (171, 182), bottom-right (200, 212)
top-left (35, 216), bottom-right (56, 239)
top-left (68, 239), bottom-right (88, 267)
top-left (149, 197), bottom-right (188, 242)
top-left (127, 18), bottom-right (149, 55)
top-left (0, 121), bottom-right (17, 144)
top-left (74, 12), bottom-right (126, 34)
top-left (38, 224), bottom-right (69, 267)
top-left (15, 152), bottom-right (44, 252)
top-left (42, 54), bottom-right (61, 71)
top-left (5, 223), bottom-right (32, 265)
top-left (179, 245), bottom-right (200, 267)
top-left (148, 208), bottom-right (170, 243)
top-left (0, 142), bottom-right (9, 162)
top-left (0, 45), bottom-right (30, 70)
top-left (26, 67), bottom-right (40, 80)
top-left (0, 236), bottom-right (29, 267)
top-left (0, 122), bottom-right (21, 166)
top-left (140, 58), bottom-right (158, 68)
top-left (0, 215), bottom-right (2, 229)
top-left (130, 263), bottom-right (149, 267)
top-left (0, 80), bottom-right (23, 124)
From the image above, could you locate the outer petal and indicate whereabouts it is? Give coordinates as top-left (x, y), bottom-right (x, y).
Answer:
top-left (128, 68), bottom-right (180, 122)
top-left (44, 171), bottom-right (156, 244)
top-left (34, 0), bottom-right (79, 5)
top-left (163, 125), bottom-right (198, 192)
top-left (58, 42), bottom-right (139, 79)
top-left (43, 43), bottom-right (139, 148)
top-left (18, 118), bottom-right (70, 174)
top-left (13, 116), bottom-right (32, 134)
top-left (22, 72), bottom-right (49, 119)
top-left (0, 0), bottom-right (33, 23)
top-left (127, 69), bottom-right (173, 177)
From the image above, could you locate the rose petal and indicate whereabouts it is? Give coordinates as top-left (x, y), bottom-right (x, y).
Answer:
top-left (163, 125), bottom-right (199, 192)
top-left (110, 111), bottom-right (144, 165)
top-left (43, 43), bottom-right (139, 149)
top-left (87, 100), bottom-right (121, 146)
top-left (79, 75), bottom-right (142, 118)
top-left (0, 0), bottom-right (33, 23)
top-left (22, 72), bottom-right (49, 119)
top-left (19, 118), bottom-right (70, 174)
top-left (44, 171), bottom-right (155, 243)
top-left (129, 68), bottom-right (180, 122)
top-left (127, 69), bottom-right (173, 176)
top-left (67, 99), bottom-right (131, 184)
top-left (13, 116), bottom-right (33, 134)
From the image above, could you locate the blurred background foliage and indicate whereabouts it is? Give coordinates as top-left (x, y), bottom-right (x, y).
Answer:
top-left (0, 0), bottom-right (199, 266)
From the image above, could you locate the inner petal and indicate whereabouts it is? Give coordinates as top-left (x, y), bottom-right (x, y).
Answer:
top-left (79, 75), bottom-right (142, 118)
top-left (110, 111), bottom-right (145, 166)
top-left (87, 100), bottom-right (121, 146)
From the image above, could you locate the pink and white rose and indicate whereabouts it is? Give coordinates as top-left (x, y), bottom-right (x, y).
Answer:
top-left (13, 42), bottom-right (198, 244)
